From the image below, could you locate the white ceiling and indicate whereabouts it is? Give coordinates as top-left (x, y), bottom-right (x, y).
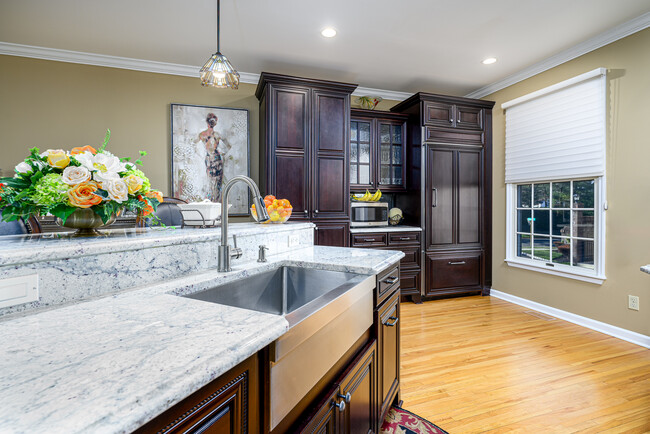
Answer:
top-left (1, 0), bottom-right (649, 96)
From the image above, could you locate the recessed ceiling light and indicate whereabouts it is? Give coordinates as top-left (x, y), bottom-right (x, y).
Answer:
top-left (482, 57), bottom-right (497, 65)
top-left (321, 27), bottom-right (337, 38)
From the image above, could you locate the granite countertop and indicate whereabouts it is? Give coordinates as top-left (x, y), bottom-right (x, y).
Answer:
top-left (349, 225), bottom-right (422, 234)
top-left (0, 246), bottom-right (403, 434)
top-left (641, 265), bottom-right (650, 274)
top-left (0, 222), bottom-right (314, 266)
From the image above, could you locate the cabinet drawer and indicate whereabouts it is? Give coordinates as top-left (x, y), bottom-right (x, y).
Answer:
top-left (423, 101), bottom-right (454, 127)
top-left (428, 253), bottom-right (481, 290)
top-left (399, 270), bottom-right (420, 297)
top-left (351, 233), bottom-right (387, 247)
top-left (388, 232), bottom-right (420, 245)
top-left (398, 247), bottom-right (420, 269)
top-left (377, 265), bottom-right (399, 307)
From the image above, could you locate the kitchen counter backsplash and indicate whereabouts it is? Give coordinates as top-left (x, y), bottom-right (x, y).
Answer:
top-left (0, 223), bottom-right (314, 317)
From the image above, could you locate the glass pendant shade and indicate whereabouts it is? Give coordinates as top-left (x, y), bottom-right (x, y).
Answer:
top-left (200, 52), bottom-right (240, 89)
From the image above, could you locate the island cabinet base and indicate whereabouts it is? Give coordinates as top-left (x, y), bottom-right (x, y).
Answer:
top-left (136, 353), bottom-right (259, 434)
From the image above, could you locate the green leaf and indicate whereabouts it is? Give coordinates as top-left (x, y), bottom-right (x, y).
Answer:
top-left (2, 177), bottom-right (31, 189)
top-left (93, 204), bottom-right (111, 224)
top-left (49, 204), bottom-right (78, 224)
top-left (139, 150), bottom-right (147, 157)
top-left (104, 129), bottom-right (111, 146)
top-left (134, 159), bottom-right (143, 166)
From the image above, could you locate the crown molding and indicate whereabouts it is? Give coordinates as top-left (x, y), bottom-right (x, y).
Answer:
top-left (465, 12), bottom-right (650, 99)
top-left (0, 42), bottom-right (410, 101)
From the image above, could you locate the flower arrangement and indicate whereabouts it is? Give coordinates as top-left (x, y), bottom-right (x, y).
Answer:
top-left (0, 130), bottom-right (163, 226)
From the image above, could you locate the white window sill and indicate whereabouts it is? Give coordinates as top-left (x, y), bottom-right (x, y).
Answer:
top-left (504, 259), bottom-right (606, 285)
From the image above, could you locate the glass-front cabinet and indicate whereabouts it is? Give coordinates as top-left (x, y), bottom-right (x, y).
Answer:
top-left (350, 109), bottom-right (407, 192)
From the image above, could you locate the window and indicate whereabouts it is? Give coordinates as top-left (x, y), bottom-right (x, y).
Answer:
top-left (503, 69), bottom-right (607, 284)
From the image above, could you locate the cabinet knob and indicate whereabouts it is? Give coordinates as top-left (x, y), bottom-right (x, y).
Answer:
top-left (333, 400), bottom-right (346, 412)
top-left (338, 392), bottom-right (351, 403)
top-left (314, 210), bottom-right (319, 214)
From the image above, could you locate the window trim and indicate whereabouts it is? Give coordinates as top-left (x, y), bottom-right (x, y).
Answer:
top-left (505, 176), bottom-right (606, 284)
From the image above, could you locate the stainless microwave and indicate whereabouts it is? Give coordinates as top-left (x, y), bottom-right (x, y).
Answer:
top-left (350, 202), bottom-right (389, 227)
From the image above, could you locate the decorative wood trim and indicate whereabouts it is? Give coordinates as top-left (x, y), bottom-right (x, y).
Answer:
top-left (465, 12), bottom-right (650, 99)
top-left (0, 42), bottom-right (411, 101)
top-left (491, 289), bottom-right (650, 349)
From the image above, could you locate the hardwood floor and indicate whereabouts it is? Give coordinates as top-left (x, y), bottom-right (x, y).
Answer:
top-left (400, 296), bottom-right (650, 433)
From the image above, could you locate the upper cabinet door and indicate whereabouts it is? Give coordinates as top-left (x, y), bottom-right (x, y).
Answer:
top-left (313, 90), bottom-right (349, 154)
top-left (377, 120), bottom-right (406, 191)
top-left (423, 101), bottom-right (454, 127)
top-left (427, 147), bottom-right (455, 248)
top-left (455, 105), bottom-right (483, 130)
top-left (350, 119), bottom-right (374, 190)
top-left (457, 149), bottom-right (482, 245)
top-left (273, 86), bottom-right (310, 151)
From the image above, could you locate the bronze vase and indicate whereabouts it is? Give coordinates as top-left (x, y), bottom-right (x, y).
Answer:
top-left (55, 208), bottom-right (118, 236)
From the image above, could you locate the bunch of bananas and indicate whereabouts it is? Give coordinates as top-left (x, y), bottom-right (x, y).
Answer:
top-left (351, 189), bottom-right (382, 202)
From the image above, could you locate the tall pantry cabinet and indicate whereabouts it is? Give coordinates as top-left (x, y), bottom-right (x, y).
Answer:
top-left (256, 73), bottom-right (357, 246)
top-left (392, 93), bottom-right (495, 297)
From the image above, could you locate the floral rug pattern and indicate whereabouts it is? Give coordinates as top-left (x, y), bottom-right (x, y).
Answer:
top-left (380, 406), bottom-right (449, 434)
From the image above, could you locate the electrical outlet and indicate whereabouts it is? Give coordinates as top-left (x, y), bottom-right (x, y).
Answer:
top-left (288, 233), bottom-right (299, 247)
top-left (628, 295), bottom-right (639, 311)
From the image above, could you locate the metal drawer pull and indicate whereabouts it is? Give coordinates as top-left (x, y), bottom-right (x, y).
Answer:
top-left (448, 261), bottom-right (466, 265)
top-left (338, 392), bottom-right (351, 403)
top-left (364, 238), bottom-right (378, 242)
top-left (432, 188), bottom-right (437, 207)
top-left (384, 316), bottom-right (399, 327)
top-left (383, 276), bottom-right (398, 284)
top-left (399, 237), bottom-right (412, 241)
top-left (333, 400), bottom-right (346, 412)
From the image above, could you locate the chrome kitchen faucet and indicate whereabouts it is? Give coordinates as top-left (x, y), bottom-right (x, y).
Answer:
top-left (218, 176), bottom-right (270, 272)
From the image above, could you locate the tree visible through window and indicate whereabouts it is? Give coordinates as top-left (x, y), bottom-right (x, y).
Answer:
top-left (515, 179), bottom-right (595, 270)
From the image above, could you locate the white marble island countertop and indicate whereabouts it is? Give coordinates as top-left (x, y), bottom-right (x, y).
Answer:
top-left (0, 245), bottom-right (403, 434)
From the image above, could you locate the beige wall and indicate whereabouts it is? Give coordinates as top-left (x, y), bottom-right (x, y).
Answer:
top-left (0, 54), bottom-right (398, 192)
top-left (486, 28), bottom-right (650, 335)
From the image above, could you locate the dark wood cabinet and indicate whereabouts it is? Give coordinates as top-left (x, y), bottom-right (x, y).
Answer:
top-left (392, 92), bottom-right (494, 297)
top-left (351, 231), bottom-right (421, 302)
top-left (136, 353), bottom-right (259, 434)
top-left (377, 289), bottom-right (400, 420)
top-left (257, 73), bottom-right (357, 246)
top-left (299, 387), bottom-right (340, 434)
top-left (350, 109), bottom-right (408, 192)
top-left (339, 341), bottom-right (378, 434)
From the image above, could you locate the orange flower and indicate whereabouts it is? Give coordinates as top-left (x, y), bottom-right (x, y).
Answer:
top-left (70, 145), bottom-right (97, 155)
top-left (68, 181), bottom-right (103, 208)
top-left (0, 183), bottom-right (4, 202)
top-left (137, 195), bottom-right (155, 217)
top-left (145, 190), bottom-right (163, 203)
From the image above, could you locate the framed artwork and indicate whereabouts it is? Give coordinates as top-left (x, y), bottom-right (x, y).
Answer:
top-left (171, 103), bottom-right (250, 216)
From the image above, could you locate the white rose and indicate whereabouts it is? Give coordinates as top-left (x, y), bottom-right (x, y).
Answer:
top-left (74, 152), bottom-right (127, 173)
top-left (15, 161), bottom-right (33, 174)
top-left (103, 178), bottom-right (128, 203)
top-left (62, 166), bottom-right (91, 185)
top-left (93, 170), bottom-right (120, 186)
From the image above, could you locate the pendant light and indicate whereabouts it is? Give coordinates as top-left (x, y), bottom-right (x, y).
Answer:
top-left (200, 0), bottom-right (240, 89)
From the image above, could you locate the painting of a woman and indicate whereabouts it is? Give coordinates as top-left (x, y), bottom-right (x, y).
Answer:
top-left (196, 113), bottom-right (232, 201)
top-left (171, 104), bottom-right (250, 215)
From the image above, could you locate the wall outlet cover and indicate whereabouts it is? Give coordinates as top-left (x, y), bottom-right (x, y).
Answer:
top-left (288, 233), bottom-right (299, 247)
top-left (0, 274), bottom-right (39, 309)
top-left (628, 295), bottom-right (639, 311)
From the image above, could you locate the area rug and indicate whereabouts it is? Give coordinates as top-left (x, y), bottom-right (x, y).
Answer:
top-left (380, 406), bottom-right (449, 434)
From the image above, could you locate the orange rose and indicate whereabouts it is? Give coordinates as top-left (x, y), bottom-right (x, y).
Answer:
top-left (68, 181), bottom-right (103, 208)
top-left (70, 145), bottom-right (97, 155)
top-left (145, 190), bottom-right (163, 203)
top-left (137, 195), bottom-right (154, 217)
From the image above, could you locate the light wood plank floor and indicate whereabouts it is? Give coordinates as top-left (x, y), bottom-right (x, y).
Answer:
top-left (400, 296), bottom-right (650, 433)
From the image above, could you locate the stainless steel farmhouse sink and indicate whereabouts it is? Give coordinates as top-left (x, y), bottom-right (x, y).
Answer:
top-left (184, 266), bottom-right (375, 430)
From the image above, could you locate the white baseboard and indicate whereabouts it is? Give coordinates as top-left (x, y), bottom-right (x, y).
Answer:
top-left (490, 289), bottom-right (650, 349)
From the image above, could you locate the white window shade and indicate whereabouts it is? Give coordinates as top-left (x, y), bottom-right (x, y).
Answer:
top-left (503, 68), bottom-right (607, 183)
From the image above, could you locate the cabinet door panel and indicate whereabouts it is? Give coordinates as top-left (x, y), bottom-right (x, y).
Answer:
top-left (424, 101), bottom-right (454, 127)
top-left (399, 269), bottom-right (421, 297)
top-left (275, 153), bottom-right (308, 216)
top-left (456, 105), bottom-right (483, 130)
top-left (427, 148), bottom-right (454, 247)
top-left (315, 221), bottom-right (349, 247)
top-left (314, 91), bottom-right (348, 153)
top-left (378, 291), bottom-right (400, 420)
top-left (339, 342), bottom-right (378, 434)
top-left (299, 387), bottom-right (340, 434)
top-left (314, 157), bottom-right (348, 218)
top-left (275, 88), bottom-right (310, 151)
top-left (427, 252), bottom-right (481, 292)
top-left (458, 150), bottom-right (482, 245)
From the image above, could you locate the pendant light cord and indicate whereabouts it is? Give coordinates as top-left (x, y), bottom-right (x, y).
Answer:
top-left (216, 0), bottom-right (221, 54)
